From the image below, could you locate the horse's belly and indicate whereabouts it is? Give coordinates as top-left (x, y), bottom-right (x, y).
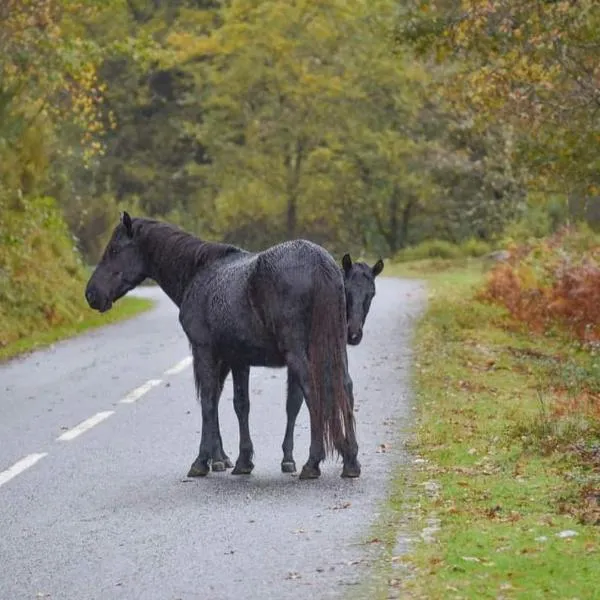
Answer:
top-left (220, 340), bottom-right (285, 368)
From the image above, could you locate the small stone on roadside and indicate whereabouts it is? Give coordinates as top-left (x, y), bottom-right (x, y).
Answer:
top-left (556, 530), bottom-right (578, 539)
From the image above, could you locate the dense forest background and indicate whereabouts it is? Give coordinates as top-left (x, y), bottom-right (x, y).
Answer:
top-left (1, 0), bottom-right (599, 344)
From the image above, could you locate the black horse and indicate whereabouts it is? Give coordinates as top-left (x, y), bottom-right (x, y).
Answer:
top-left (86, 212), bottom-right (360, 479)
top-left (211, 253), bottom-right (385, 474)
top-left (279, 253), bottom-right (384, 473)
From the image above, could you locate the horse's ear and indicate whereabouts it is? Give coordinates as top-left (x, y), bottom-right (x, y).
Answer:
top-left (122, 211), bottom-right (133, 238)
top-left (342, 253), bottom-right (352, 275)
top-left (372, 258), bottom-right (384, 277)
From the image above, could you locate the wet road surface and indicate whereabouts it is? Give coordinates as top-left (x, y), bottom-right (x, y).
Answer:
top-left (0, 278), bottom-right (425, 600)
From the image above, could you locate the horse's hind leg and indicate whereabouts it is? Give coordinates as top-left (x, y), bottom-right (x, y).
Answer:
top-left (286, 353), bottom-right (325, 480)
top-left (340, 364), bottom-right (360, 478)
top-left (231, 365), bottom-right (255, 475)
top-left (212, 362), bottom-right (234, 472)
top-left (281, 369), bottom-right (303, 473)
top-left (212, 414), bottom-right (233, 471)
top-left (188, 347), bottom-right (226, 478)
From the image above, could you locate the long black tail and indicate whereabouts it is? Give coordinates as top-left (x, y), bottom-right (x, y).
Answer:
top-left (308, 261), bottom-right (354, 457)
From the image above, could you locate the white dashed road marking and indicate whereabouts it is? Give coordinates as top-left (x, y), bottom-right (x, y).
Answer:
top-left (0, 453), bottom-right (48, 488)
top-left (4, 358), bottom-right (191, 487)
top-left (56, 411), bottom-right (115, 441)
top-left (119, 379), bottom-right (163, 404)
top-left (164, 356), bottom-right (192, 376)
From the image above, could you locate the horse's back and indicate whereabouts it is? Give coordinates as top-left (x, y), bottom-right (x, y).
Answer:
top-left (255, 239), bottom-right (340, 282)
top-left (249, 239), bottom-right (344, 324)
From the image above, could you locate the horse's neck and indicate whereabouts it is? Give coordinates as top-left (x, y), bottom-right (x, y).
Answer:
top-left (140, 229), bottom-right (204, 307)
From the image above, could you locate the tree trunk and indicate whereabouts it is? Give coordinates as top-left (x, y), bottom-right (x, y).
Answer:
top-left (399, 196), bottom-right (416, 249)
top-left (373, 188), bottom-right (416, 255)
top-left (284, 138), bottom-right (304, 239)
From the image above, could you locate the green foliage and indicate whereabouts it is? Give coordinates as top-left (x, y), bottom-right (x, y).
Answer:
top-left (395, 239), bottom-right (462, 261)
top-left (32, 0), bottom-right (532, 263)
top-left (459, 237), bottom-right (492, 258)
top-left (0, 1), bottom-right (156, 351)
top-left (155, 0), bottom-right (439, 253)
top-left (398, 0), bottom-right (600, 203)
top-left (393, 238), bottom-right (491, 262)
top-left (1, 196), bottom-right (88, 346)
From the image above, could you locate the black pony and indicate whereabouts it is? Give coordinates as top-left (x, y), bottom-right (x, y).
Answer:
top-left (279, 253), bottom-right (384, 473)
top-left (341, 253), bottom-right (384, 346)
top-left (86, 213), bottom-right (360, 479)
top-left (211, 253), bottom-right (385, 474)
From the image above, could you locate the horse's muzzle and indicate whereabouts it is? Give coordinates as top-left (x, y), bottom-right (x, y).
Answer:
top-left (347, 329), bottom-right (363, 346)
top-left (85, 284), bottom-right (112, 313)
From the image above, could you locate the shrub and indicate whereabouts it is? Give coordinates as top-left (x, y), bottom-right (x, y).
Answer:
top-left (479, 226), bottom-right (600, 346)
top-left (0, 196), bottom-right (89, 347)
top-left (395, 239), bottom-right (462, 262)
top-left (459, 237), bottom-right (492, 257)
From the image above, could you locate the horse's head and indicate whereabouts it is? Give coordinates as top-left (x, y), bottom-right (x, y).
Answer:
top-left (85, 211), bottom-right (147, 313)
top-left (341, 253), bottom-right (384, 346)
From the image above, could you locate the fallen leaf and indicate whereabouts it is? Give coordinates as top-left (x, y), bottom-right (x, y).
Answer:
top-left (285, 572), bottom-right (301, 580)
top-left (485, 505), bottom-right (502, 518)
top-left (331, 502), bottom-right (351, 510)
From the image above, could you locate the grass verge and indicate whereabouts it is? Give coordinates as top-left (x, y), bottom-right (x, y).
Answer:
top-left (0, 296), bottom-right (154, 363)
top-left (371, 259), bottom-right (600, 599)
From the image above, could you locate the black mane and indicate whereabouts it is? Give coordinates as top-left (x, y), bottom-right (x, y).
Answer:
top-left (136, 218), bottom-right (242, 266)
top-left (134, 218), bottom-right (245, 306)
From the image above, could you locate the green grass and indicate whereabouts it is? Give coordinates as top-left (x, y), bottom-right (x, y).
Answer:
top-left (0, 296), bottom-right (154, 363)
top-left (364, 259), bottom-right (600, 600)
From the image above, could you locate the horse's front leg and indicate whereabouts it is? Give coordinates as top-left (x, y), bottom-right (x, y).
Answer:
top-left (281, 369), bottom-right (304, 473)
top-left (231, 365), bottom-right (255, 475)
top-left (187, 346), bottom-right (226, 478)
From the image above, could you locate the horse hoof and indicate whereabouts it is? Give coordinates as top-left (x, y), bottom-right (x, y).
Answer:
top-left (187, 462), bottom-right (209, 477)
top-left (281, 460), bottom-right (296, 473)
top-left (299, 464), bottom-right (321, 480)
top-left (341, 462), bottom-right (361, 478)
top-left (212, 460), bottom-right (226, 472)
top-left (231, 461), bottom-right (254, 475)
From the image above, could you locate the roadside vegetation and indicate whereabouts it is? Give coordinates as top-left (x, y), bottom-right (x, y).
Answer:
top-left (378, 226), bottom-right (600, 599)
top-left (0, 196), bottom-right (152, 362)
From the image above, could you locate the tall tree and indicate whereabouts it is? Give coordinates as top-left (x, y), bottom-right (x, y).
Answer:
top-left (398, 0), bottom-right (600, 200)
top-left (164, 0), bottom-right (434, 252)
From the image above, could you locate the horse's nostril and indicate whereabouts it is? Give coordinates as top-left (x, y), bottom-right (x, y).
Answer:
top-left (85, 288), bottom-right (96, 305)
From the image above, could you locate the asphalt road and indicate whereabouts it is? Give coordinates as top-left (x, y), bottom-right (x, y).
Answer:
top-left (0, 277), bottom-right (425, 600)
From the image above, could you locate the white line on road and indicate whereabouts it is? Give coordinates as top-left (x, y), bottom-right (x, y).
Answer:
top-left (0, 453), bottom-right (48, 488)
top-left (56, 411), bottom-right (115, 441)
top-left (119, 379), bottom-right (163, 404)
top-left (164, 356), bottom-right (192, 376)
